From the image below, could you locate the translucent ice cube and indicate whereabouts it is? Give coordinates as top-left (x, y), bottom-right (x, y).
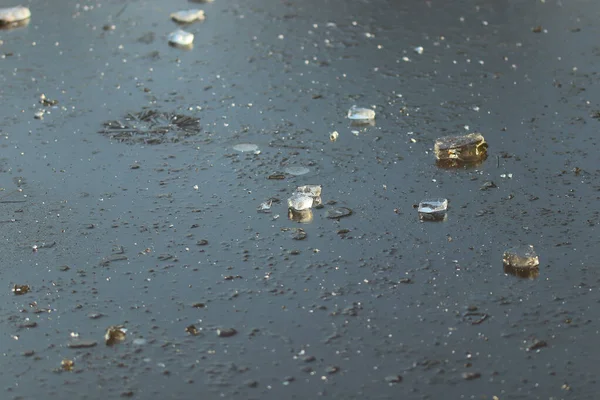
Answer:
top-left (347, 105), bottom-right (375, 121)
top-left (418, 198), bottom-right (448, 221)
top-left (503, 245), bottom-right (539, 269)
top-left (287, 193), bottom-right (313, 211)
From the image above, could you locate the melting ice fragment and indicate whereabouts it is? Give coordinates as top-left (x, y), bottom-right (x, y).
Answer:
top-left (434, 133), bottom-right (487, 166)
top-left (503, 245), bottom-right (540, 278)
top-left (0, 6), bottom-right (30, 24)
top-left (287, 193), bottom-right (313, 211)
top-left (296, 185), bottom-right (322, 205)
top-left (168, 29), bottom-right (194, 47)
top-left (257, 199), bottom-right (272, 213)
top-left (296, 185), bottom-right (321, 197)
top-left (170, 9), bottom-right (205, 23)
top-left (105, 325), bottom-right (127, 345)
top-left (288, 209), bottom-right (313, 223)
top-left (347, 105), bottom-right (375, 121)
top-left (418, 198), bottom-right (448, 221)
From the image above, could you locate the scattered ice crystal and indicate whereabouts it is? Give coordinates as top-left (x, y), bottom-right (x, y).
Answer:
top-left (168, 29), bottom-right (194, 47)
top-left (287, 193), bottom-right (313, 211)
top-left (330, 131), bottom-right (339, 142)
top-left (170, 9), bottom-right (205, 23)
top-left (347, 105), bottom-right (375, 121)
top-left (0, 6), bottom-right (30, 24)
top-left (418, 198), bottom-right (448, 221)
top-left (414, 46), bottom-right (424, 54)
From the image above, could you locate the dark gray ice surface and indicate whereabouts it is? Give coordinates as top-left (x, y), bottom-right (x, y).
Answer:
top-left (0, 0), bottom-right (598, 399)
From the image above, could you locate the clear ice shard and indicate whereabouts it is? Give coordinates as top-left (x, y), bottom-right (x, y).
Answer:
top-left (347, 105), bottom-right (375, 121)
top-left (418, 198), bottom-right (448, 221)
top-left (434, 133), bottom-right (487, 165)
top-left (287, 193), bottom-right (313, 211)
top-left (503, 245), bottom-right (539, 269)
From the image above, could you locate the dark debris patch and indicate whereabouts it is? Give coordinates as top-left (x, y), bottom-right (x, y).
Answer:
top-left (99, 110), bottom-right (202, 145)
top-left (12, 284), bottom-right (30, 295)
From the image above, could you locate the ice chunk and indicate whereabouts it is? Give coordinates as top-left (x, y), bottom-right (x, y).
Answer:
top-left (257, 199), bottom-right (272, 213)
top-left (296, 185), bottom-right (322, 198)
top-left (287, 193), bottom-right (313, 211)
top-left (168, 29), bottom-right (194, 47)
top-left (0, 6), bottom-right (30, 24)
top-left (503, 245), bottom-right (539, 269)
top-left (330, 131), bottom-right (339, 142)
top-left (296, 185), bottom-right (322, 206)
top-left (347, 105), bottom-right (375, 121)
top-left (418, 198), bottom-right (448, 221)
top-left (288, 209), bottom-right (313, 223)
top-left (434, 133), bottom-right (487, 165)
top-left (171, 9), bottom-right (205, 23)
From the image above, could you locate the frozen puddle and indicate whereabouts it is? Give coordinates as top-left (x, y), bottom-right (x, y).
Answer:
top-left (285, 166), bottom-right (310, 176)
top-left (233, 143), bottom-right (259, 153)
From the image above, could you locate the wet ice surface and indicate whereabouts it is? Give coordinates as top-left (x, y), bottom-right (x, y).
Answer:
top-left (1, 0), bottom-right (600, 399)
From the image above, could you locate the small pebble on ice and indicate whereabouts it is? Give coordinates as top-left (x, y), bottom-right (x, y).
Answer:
top-left (330, 131), bottom-right (339, 142)
top-left (168, 29), bottom-right (194, 47)
top-left (171, 9), bottom-right (205, 24)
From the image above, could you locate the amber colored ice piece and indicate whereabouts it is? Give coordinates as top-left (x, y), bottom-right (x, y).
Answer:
top-left (434, 133), bottom-right (488, 167)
